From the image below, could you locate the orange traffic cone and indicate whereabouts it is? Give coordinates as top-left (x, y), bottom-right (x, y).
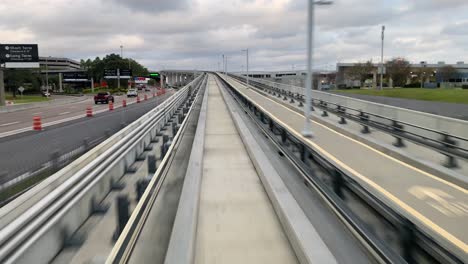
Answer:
top-left (137, 96), bottom-right (141, 103)
top-left (86, 106), bottom-right (93, 117)
top-left (33, 116), bottom-right (42, 131)
top-left (122, 99), bottom-right (127, 107)
top-left (109, 101), bottom-right (114, 111)
top-left (144, 94), bottom-right (148, 101)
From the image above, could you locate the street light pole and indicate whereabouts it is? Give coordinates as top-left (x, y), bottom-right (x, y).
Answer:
top-left (303, 0), bottom-right (332, 138)
top-left (380, 25), bottom-right (385, 90)
top-left (242, 48), bottom-right (249, 87)
top-left (46, 56), bottom-right (50, 95)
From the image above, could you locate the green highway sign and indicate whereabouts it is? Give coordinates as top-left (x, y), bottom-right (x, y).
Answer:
top-left (149, 73), bottom-right (159, 77)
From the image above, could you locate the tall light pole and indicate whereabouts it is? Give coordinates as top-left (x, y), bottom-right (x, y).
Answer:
top-left (45, 56), bottom-right (50, 94)
top-left (222, 54), bottom-right (225, 74)
top-left (303, 0), bottom-right (333, 138)
top-left (242, 48), bottom-right (249, 86)
top-left (380, 25), bottom-right (385, 90)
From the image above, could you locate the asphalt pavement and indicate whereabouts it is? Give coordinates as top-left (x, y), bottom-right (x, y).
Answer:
top-left (0, 91), bottom-right (173, 185)
top-left (0, 90), bottom-right (158, 136)
top-left (329, 91), bottom-right (468, 120)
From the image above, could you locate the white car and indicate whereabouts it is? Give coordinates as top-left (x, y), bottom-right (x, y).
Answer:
top-left (127, 89), bottom-right (138, 97)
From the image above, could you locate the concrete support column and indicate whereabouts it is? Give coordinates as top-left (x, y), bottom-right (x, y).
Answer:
top-left (160, 74), bottom-right (164, 89)
top-left (59, 72), bottom-right (63, 92)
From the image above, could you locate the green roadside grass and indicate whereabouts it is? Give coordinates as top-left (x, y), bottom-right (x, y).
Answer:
top-left (6, 94), bottom-right (50, 104)
top-left (336, 88), bottom-right (468, 104)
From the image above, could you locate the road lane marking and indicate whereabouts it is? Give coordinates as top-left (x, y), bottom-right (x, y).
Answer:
top-left (32, 112), bottom-right (43, 115)
top-left (225, 77), bottom-right (468, 252)
top-left (58, 112), bottom-right (71, 115)
top-left (0, 121), bottom-right (20, 127)
top-left (238, 79), bottom-right (466, 193)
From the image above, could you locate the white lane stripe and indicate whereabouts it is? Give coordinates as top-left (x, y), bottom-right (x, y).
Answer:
top-left (0, 94), bottom-right (168, 138)
top-left (32, 112), bottom-right (42, 115)
top-left (0, 121), bottom-right (20, 127)
top-left (59, 112), bottom-right (71, 115)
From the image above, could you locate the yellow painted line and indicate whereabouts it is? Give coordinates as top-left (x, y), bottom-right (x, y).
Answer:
top-left (237, 79), bottom-right (467, 194)
top-left (224, 76), bottom-right (468, 252)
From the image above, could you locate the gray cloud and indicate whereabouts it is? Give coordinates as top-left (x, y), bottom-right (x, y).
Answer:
top-left (0, 0), bottom-right (466, 71)
top-left (108, 0), bottom-right (191, 13)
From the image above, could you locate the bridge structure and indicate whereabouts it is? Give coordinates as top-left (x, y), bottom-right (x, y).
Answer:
top-left (0, 71), bottom-right (466, 264)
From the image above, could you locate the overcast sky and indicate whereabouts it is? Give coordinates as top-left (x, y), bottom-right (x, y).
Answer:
top-left (1, 0), bottom-right (467, 71)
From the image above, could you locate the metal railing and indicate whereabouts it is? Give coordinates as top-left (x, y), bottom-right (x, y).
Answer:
top-left (219, 73), bottom-right (464, 263)
top-left (0, 74), bottom-right (205, 264)
top-left (228, 73), bottom-right (468, 169)
top-left (107, 74), bottom-right (208, 263)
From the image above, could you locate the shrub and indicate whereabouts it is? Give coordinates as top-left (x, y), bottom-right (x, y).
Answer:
top-left (403, 82), bottom-right (421, 88)
top-left (462, 84), bottom-right (468, 89)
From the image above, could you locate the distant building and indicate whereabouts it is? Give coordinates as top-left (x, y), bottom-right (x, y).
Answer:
top-left (39, 56), bottom-right (81, 73)
top-left (239, 70), bottom-right (336, 89)
top-left (336, 61), bottom-right (468, 88)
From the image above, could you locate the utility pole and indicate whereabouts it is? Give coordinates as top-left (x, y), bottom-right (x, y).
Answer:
top-left (303, 0), bottom-right (333, 138)
top-left (0, 67), bottom-right (5, 106)
top-left (380, 25), bottom-right (385, 90)
top-left (242, 48), bottom-right (249, 86)
top-left (46, 56), bottom-right (50, 94)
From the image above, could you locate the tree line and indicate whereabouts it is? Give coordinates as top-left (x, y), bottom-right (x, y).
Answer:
top-left (345, 58), bottom-right (458, 87)
top-left (80, 53), bottom-right (149, 83)
top-left (2, 53), bottom-right (150, 95)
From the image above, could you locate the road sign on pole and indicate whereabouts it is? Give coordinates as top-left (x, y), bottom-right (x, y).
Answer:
top-left (0, 44), bottom-right (39, 68)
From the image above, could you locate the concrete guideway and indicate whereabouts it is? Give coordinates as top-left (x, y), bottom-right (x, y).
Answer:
top-left (221, 74), bottom-right (468, 261)
top-left (0, 90), bottom-right (160, 138)
top-left (195, 76), bottom-right (297, 263)
top-left (165, 75), bottom-right (337, 264)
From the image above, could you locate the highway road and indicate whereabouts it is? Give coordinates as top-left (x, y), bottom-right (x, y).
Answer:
top-left (222, 75), bottom-right (468, 261)
top-left (0, 90), bottom-right (159, 137)
top-left (0, 90), bottom-right (173, 186)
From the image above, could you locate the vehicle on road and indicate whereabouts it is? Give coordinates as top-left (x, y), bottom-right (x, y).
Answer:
top-left (145, 87), bottom-right (151, 91)
top-left (127, 89), bottom-right (138, 97)
top-left (94, 92), bottom-right (114, 104)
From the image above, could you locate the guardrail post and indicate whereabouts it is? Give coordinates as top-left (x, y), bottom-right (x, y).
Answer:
top-left (90, 196), bottom-right (109, 214)
top-left (392, 120), bottom-right (405, 147)
top-left (50, 150), bottom-right (60, 171)
top-left (337, 106), bottom-right (347, 124)
top-left (321, 109), bottom-right (328, 117)
top-left (136, 178), bottom-right (150, 202)
top-left (332, 170), bottom-right (345, 199)
top-left (359, 111), bottom-right (370, 134)
top-left (172, 122), bottom-right (177, 138)
top-left (148, 154), bottom-right (157, 175)
top-left (113, 195), bottom-right (130, 241)
top-left (281, 129), bottom-right (287, 145)
top-left (441, 134), bottom-right (458, 168)
top-left (83, 137), bottom-right (90, 152)
top-left (399, 219), bottom-right (415, 263)
top-left (290, 96), bottom-right (295, 103)
top-left (300, 144), bottom-right (306, 162)
top-left (269, 119), bottom-right (274, 132)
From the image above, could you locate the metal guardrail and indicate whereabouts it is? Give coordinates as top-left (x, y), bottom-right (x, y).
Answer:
top-left (107, 74), bottom-right (208, 264)
top-left (228, 73), bottom-right (468, 169)
top-left (0, 75), bottom-right (205, 264)
top-left (219, 73), bottom-right (464, 264)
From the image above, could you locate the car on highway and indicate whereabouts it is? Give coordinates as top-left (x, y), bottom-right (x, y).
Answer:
top-left (127, 89), bottom-right (138, 97)
top-left (144, 87), bottom-right (151, 91)
top-left (94, 92), bottom-right (114, 104)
